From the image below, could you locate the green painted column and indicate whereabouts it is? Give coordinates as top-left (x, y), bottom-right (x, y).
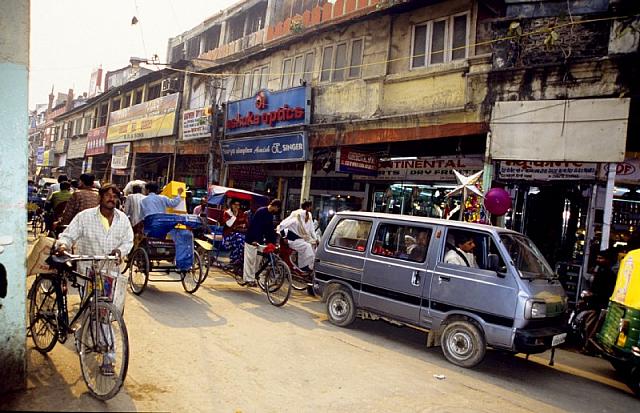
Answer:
top-left (0, 0), bottom-right (29, 394)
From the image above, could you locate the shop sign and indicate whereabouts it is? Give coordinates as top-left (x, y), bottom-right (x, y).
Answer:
top-left (225, 86), bottom-right (310, 136)
top-left (336, 147), bottom-right (378, 176)
top-left (67, 137), bottom-right (87, 159)
top-left (86, 126), bottom-right (107, 156)
top-left (54, 139), bottom-right (68, 154)
top-left (600, 158), bottom-right (640, 185)
top-left (182, 106), bottom-right (212, 140)
top-left (111, 143), bottom-right (131, 170)
top-left (498, 160), bottom-right (598, 180)
top-left (229, 165), bottom-right (267, 181)
top-left (82, 157), bottom-right (93, 173)
top-left (57, 153), bottom-right (67, 167)
top-left (107, 93), bottom-right (179, 143)
top-left (355, 155), bottom-right (484, 182)
top-left (220, 132), bottom-right (308, 164)
top-left (36, 147), bottom-right (45, 166)
top-left (43, 150), bottom-right (52, 167)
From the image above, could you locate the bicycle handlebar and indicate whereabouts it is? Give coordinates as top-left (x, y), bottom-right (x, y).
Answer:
top-left (60, 251), bottom-right (119, 262)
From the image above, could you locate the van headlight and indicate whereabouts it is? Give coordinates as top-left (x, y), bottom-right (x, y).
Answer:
top-left (525, 300), bottom-right (547, 319)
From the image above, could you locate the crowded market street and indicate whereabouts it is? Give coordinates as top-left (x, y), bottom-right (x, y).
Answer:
top-left (1, 235), bottom-right (638, 413)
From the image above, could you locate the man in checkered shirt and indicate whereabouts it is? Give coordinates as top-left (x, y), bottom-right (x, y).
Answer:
top-left (57, 184), bottom-right (133, 262)
top-left (56, 183), bottom-right (133, 376)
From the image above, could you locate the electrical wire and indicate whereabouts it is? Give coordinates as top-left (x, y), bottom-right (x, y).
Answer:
top-left (159, 13), bottom-right (639, 79)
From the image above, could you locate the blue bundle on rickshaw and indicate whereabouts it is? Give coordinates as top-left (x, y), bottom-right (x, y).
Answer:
top-left (143, 213), bottom-right (203, 239)
top-left (143, 214), bottom-right (204, 271)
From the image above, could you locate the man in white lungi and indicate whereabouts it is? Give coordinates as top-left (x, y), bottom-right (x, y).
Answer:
top-left (277, 200), bottom-right (319, 273)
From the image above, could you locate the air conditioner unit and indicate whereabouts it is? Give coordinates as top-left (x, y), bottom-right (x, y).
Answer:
top-left (161, 78), bottom-right (178, 94)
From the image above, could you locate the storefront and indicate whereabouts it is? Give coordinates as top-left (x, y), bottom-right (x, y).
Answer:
top-left (85, 126), bottom-right (110, 183)
top-left (177, 108), bottom-right (212, 190)
top-left (489, 98), bottom-right (631, 304)
top-left (106, 93), bottom-right (180, 186)
top-left (494, 160), bottom-right (600, 267)
top-left (221, 86), bottom-right (311, 207)
top-left (65, 136), bottom-right (87, 178)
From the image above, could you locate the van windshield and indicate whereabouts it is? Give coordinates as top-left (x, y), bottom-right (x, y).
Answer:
top-left (499, 234), bottom-right (555, 280)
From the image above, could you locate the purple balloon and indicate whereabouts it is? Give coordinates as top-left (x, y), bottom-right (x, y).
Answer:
top-left (484, 188), bottom-right (512, 216)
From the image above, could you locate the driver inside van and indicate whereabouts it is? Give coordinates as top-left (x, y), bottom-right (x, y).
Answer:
top-left (444, 232), bottom-right (479, 268)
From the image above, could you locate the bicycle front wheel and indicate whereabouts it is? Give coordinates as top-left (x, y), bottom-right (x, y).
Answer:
top-left (28, 275), bottom-right (59, 353)
top-left (265, 257), bottom-right (292, 307)
top-left (78, 300), bottom-right (129, 401)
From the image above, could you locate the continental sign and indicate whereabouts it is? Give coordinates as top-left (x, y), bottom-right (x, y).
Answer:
top-left (106, 93), bottom-right (180, 143)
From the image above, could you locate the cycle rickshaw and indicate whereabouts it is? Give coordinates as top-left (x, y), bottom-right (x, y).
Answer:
top-left (192, 186), bottom-right (293, 306)
top-left (126, 213), bottom-right (206, 295)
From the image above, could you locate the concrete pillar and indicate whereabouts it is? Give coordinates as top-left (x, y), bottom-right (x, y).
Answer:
top-left (0, 0), bottom-right (29, 394)
top-left (601, 163), bottom-right (617, 251)
top-left (300, 150), bottom-right (313, 207)
top-left (219, 21), bottom-right (227, 47)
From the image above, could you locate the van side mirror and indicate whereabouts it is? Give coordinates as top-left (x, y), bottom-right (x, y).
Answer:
top-left (487, 253), bottom-right (506, 277)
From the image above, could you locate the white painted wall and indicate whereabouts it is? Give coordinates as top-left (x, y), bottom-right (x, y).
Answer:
top-left (0, 0), bottom-right (29, 394)
top-left (490, 99), bottom-right (629, 162)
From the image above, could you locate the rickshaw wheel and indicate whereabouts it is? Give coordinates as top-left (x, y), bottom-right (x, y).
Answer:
top-left (610, 359), bottom-right (633, 377)
top-left (129, 248), bottom-right (149, 295)
top-left (195, 245), bottom-right (210, 282)
top-left (181, 251), bottom-right (203, 294)
top-left (628, 367), bottom-right (640, 397)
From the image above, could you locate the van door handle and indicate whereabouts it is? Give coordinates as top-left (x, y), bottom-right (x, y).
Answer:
top-left (439, 275), bottom-right (451, 283)
top-left (411, 270), bottom-right (421, 286)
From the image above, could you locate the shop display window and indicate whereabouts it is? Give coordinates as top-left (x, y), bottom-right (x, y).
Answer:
top-left (371, 184), bottom-right (456, 218)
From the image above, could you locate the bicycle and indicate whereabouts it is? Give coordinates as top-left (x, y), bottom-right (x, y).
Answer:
top-left (232, 243), bottom-right (293, 307)
top-left (27, 252), bottom-right (129, 400)
top-left (30, 208), bottom-right (45, 235)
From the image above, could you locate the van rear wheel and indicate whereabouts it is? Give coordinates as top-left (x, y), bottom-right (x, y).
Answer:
top-left (326, 287), bottom-right (356, 327)
top-left (441, 320), bottom-right (486, 368)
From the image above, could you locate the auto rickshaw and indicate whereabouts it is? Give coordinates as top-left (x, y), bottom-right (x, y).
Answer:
top-left (593, 249), bottom-right (640, 396)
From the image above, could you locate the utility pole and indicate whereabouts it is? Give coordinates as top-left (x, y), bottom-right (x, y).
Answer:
top-left (207, 77), bottom-right (224, 188)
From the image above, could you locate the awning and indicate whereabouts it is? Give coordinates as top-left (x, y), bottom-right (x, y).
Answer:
top-left (207, 185), bottom-right (268, 207)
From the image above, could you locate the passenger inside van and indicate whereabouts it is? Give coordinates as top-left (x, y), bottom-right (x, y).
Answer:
top-left (444, 231), bottom-right (479, 268)
top-left (408, 231), bottom-right (429, 262)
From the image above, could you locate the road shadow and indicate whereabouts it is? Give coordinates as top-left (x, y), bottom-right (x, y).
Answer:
top-left (327, 318), bottom-right (639, 412)
top-left (199, 275), bottom-right (330, 331)
top-left (0, 346), bottom-right (138, 411)
top-left (129, 281), bottom-right (227, 329)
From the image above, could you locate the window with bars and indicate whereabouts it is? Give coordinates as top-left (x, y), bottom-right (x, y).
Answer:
top-left (411, 12), bottom-right (469, 68)
top-left (281, 51), bottom-right (315, 89)
top-left (320, 38), bottom-right (365, 83)
top-left (243, 65), bottom-right (269, 98)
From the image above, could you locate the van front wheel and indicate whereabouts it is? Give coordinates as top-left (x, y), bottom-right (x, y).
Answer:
top-left (326, 287), bottom-right (356, 327)
top-left (441, 320), bottom-right (486, 368)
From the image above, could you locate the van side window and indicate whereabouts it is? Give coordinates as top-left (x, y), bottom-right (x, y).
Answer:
top-left (371, 224), bottom-right (431, 263)
top-left (443, 229), bottom-right (505, 271)
top-left (328, 219), bottom-right (372, 252)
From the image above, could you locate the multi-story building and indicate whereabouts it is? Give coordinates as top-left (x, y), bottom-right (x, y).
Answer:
top-left (51, 64), bottom-right (186, 188)
top-left (167, 0), bottom-right (638, 281)
top-left (169, 0), bottom-right (496, 223)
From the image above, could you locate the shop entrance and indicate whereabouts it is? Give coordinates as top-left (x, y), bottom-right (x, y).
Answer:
top-left (504, 183), bottom-right (591, 268)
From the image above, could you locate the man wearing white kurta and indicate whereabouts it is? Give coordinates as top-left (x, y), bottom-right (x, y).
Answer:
top-left (444, 232), bottom-right (478, 268)
top-left (278, 200), bottom-right (319, 272)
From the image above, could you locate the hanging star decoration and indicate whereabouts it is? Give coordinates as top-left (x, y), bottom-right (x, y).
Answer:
top-left (447, 169), bottom-right (484, 198)
top-left (445, 170), bottom-right (484, 221)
